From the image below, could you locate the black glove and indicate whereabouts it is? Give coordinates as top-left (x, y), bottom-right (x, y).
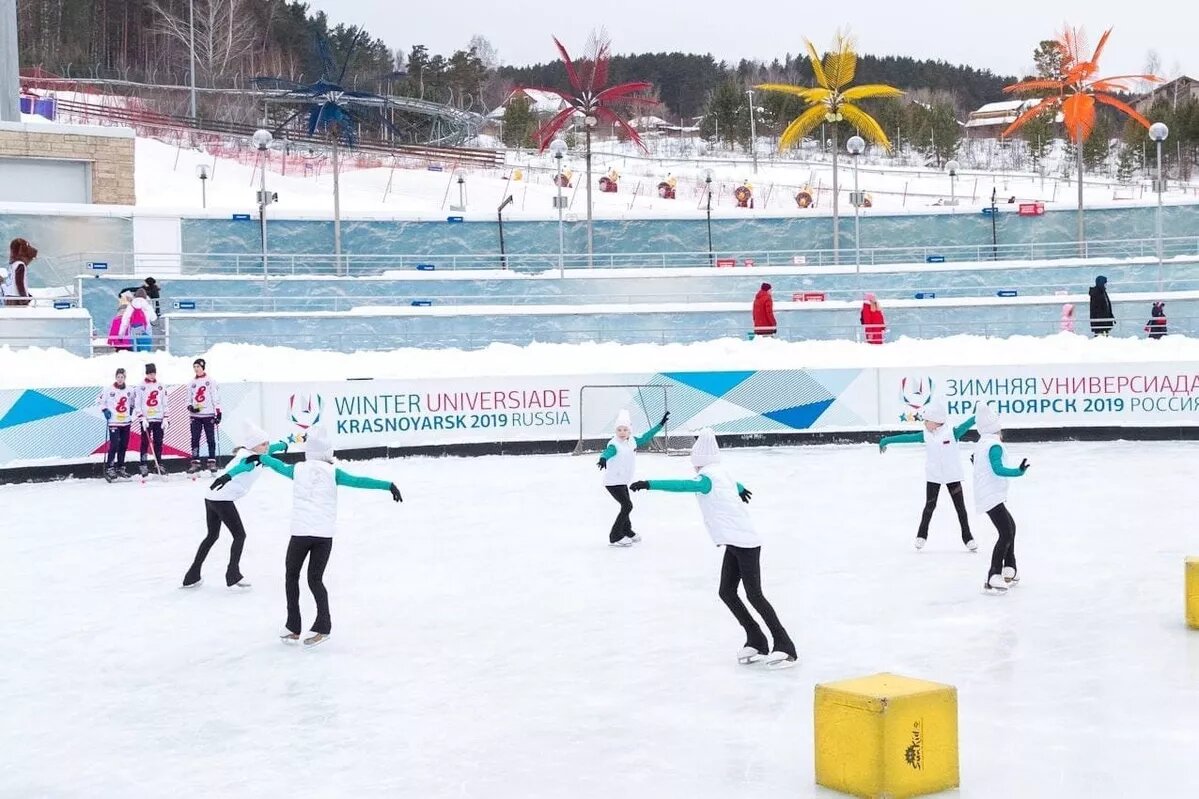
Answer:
top-left (659, 411), bottom-right (671, 427)
top-left (597, 457), bottom-right (607, 470)
top-left (243, 454), bottom-right (261, 466)
top-left (188, 404), bottom-right (200, 414)
top-left (1019, 458), bottom-right (1030, 473)
top-left (630, 480), bottom-right (649, 492)
top-left (214, 410), bottom-right (223, 425)
top-left (390, 483), bottom-right (403, 503)
top-left (739, 487), bottom-right (753, 504)
top-left (210, 474), bottom-right (231, 491)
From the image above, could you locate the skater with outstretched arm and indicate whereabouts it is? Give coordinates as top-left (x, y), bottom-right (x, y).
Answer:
top-left (597, 409), bottom-right (668, 547)
top-left (879, 404), bottom-right (977, 551)
top-left (972, 404), bottom-right (1029, 594)
top-left (222, 425), bottom-right (401, 646)
top-left (631, 428), bottom-right (797, 669)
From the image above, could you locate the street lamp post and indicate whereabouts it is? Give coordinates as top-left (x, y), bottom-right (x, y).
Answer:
top-left (583, 113), bottom-right (598, 269)
top-left (550, 137), bottom-right (568, 278)
top-left (1150, 122), bottom-right (1169, 290)
top-left (252, 129), bottom-right (273, 280)
top-left (746, 89), bottom-right (758, 174)
top-left (195, 164), bottom-right (209, 208)
top-left (847, 135), bottom-right (865, 290)
top-left (705, 170), bottom-right (714, 267)
top-left (946, 159), bottom-right (960, 206)
top-left (497, 195), bottom-right (514, 270)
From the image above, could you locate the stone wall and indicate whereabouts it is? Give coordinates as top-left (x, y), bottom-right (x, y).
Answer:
top-left (0, 122), bottom-right (135, 204)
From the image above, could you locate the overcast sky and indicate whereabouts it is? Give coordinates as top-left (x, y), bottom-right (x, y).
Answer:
top-left (307, 0), bottom-right (1192, 85)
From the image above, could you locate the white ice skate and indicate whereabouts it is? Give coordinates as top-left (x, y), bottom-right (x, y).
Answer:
top-left (609, 539), bottom-right (634, 548)
top-left (227, 578), bottom-right (252, 590)
top-left (914, 537), bottom-right (926, 551)
top-left (628, 533), bottom-right (642, 543)
top-left (179, 578), bottom-right (203, 589)
top-left (303, 633), bottom-right (330, 647)
top-left (965, 538), bottom-right (979, 552)
top-left (984, 574), bottom-right (1009, 594)
top-left (763, 651), bottom-right (799, 670)
top-left (279, 631), bottom-right (300, 644)
top-left (1002, 566), bottom-right (1019, 586)
top-left (737, 646), bottom-right (768, 665)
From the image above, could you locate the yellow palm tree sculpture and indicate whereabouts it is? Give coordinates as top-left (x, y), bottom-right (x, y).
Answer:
top-left (758, 34), bottom-right (902, 260)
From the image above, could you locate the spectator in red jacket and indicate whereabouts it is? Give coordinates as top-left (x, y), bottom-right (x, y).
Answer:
top-left (2, 237), bottom-right (37, 307)
top-left (861, 293), bottom-right (886, 344)
top-left (752, 283), bottom-right (777, 336)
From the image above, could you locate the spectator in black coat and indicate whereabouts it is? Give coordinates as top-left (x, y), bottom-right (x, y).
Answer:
top-left (1088, 276), bottom-right (1114, 336)
top-left (1145, 302), bottom-right (1167, 339)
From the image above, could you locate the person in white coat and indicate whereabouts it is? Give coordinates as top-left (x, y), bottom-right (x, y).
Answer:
top-left (597, 408), bottom-right (668, 546)
top-left (879, 404), bottom-right (977, 551)
top-left (972, 404), bottom-right (1029, 593)
top-left (119, 288), bottom-right (158, 352)
top-left (631, 429), bottom-right (797, 668)
top-left (222, 425), bottom-right (402, 646)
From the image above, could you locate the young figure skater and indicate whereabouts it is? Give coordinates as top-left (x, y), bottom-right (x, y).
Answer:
top-left (187, 358), bottom-right (221, 475)
top-left (223, 425), bottom-right (401, 646)
top-left (972, 404), bottom-right (1029, 594)
top-left (597, 409), bottom-right (668, 546)
top-left (185, 422), bottom-right (293, 589)
top-left (96, 367), bottom-right (137, 481)
top-left (631, 429), bottom-right (797, 669)
top-left (879, 404), bottom-right (978, 551)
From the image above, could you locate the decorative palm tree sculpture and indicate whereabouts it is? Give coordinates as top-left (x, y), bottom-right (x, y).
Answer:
top-left (758, 34), bottom-right (902, 262)
top-left (535, 32), bottom-right (657, 268)
top-left (1002, 27), bottom-right (1159, 247)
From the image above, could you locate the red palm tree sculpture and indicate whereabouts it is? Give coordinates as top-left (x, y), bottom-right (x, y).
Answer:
top-left (535, 33), bottom-right (657, 266)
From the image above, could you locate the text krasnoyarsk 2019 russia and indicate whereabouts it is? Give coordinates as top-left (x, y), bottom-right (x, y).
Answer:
top-left (332, 388), bottom-right (572, 434)
top-left (943, 373), bottom-right (1199, 416)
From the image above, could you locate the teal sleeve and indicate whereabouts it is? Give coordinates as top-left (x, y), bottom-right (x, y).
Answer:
top-left (880, 431), bottom-right (925, 447)
top-left (267, 440), bottom-right (288, 454)
top-left (258, 453), bottom-right (295, 480)
top-left (635, 422), bottom-right (664, 449)
top-left (335, 469), bottom-right (393, 491)
top-left (953, 416), bottom-right (977, 441)
top-left (988, 444), bottom-right (1024, 477)
top-left (600, 443), bottom-right (617, 460)
top-left (646, 475), bottom-right (713, 494)
top-left (736, 482), bottom-right (747, 494)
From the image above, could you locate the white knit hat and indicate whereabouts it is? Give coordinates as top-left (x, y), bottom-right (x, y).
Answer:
top-left (305, 425), bottom-right (335, 462)
top-left (921, 403), bottom-right (947, 424)
top-left (975, 403), bottom-right (1002, 435)
top-left (615, 410), bottom-right (632, 430)
top-left (240, 421), bottom-right (269, 449)
top-left (690, 428), bottom-right (721, 468)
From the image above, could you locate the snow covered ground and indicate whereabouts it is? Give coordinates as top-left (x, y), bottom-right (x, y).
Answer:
top-left (4, 442), bottom-right (1198, 797)
top-left (2, 333), bottom-right (1198, 390)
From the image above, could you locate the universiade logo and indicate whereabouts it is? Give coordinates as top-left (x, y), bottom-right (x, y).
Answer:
top-left (904, 719), bottom-right (924, 770)
top-left (899, 377), bottom-right (935, 422)
top-left (289, 393), bottom-right (324, 430)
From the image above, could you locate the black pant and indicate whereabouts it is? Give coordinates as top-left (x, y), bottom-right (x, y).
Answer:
top-left (917, 481), bottom-right (972, 541)
top-left (718, 545), bottom-right (795, 658)
top-left (285, 536), bottom-right (334, 635)
top-left (986, 504), bottom-right (1017, 578)
top-left (105, 425), bottom-right (131, 468)
top-left (190, 417), bottom-right (216, 459)
top-left (185, 500), bottom-right (247, 586)
top-left (605, 485), bottom-right (635, 543)
top-left (140, 420), bottom-right (164, 464)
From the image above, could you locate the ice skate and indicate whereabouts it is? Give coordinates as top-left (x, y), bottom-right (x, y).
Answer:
top-left (984, 574), bottom-right (1009, 594)
top-left (115, 467), bottom-right (131, 480)
top-left (279, 631), bottom-right (300, 644)
top-left (763, 651), bottom-right (799, 670)
top-left (187, 459), bottom-right (202, 479)
top-left (628, 533), bottom-right (642, 543)
top-left (609, 539), bottom-right (634, 548)
top-left (1002, 566), bottom-right (1019, 586)
top-left (103, 467), bottom-right (117, 483)
top-left (964, 536), bottom-right (978, 552)
top-left (737, 646), bottom-right (768, 665)
top-left (227, 578), bottom-right (252, 590)
top-left (139, 464), bottom-right (149, 479)
top-left (914, 536), bottom-right (926, 550)
top-left (179, 577), bottom-right (203, 589)
top-left (303, 633), bottom-right (330, 647)
top-left (207, 459), bottom-right (218, 475)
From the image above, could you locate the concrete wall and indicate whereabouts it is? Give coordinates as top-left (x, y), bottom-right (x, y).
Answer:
top-left (0, 121), bottom-right (135, 205)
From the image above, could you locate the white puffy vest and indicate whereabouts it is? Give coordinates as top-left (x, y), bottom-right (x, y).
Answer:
top-left (973, 434), bottom-right (1009, 514)
top-left (291, 460), bottom-right (339, 538)
top-left (603, 437), bottom-right (637, 486)
top-left (924, 423), bottom-right (965, 484)
top-left (206, 449), bottom-right (266, 503)
top-left (2, 261), bottom-right (23, 296)
top-left (695, 464), bottom-right (761, 548)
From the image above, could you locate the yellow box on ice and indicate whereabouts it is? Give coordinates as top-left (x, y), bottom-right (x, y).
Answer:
top-left (1186, 558), bottom-right (1199, 629)
top-left (814, 672), bottom-right (959, 799)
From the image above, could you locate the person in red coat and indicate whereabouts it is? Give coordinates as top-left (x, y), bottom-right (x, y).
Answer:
top-left (752, 283), bottom-right (777, 336)
top-left (861, 293), bottom-right (886, 344)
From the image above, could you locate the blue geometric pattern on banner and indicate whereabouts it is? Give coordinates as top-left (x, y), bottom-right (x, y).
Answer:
top-left (804, 369), bottom-right (868, 397)
top-left (762, 399), bottom-right (836, 430)
top-left (0, 391), bottom-right (80, 430)
top-left (725, 371), bottom-right (832, 413)
top-left (662, 371), bottom-right (757, 400)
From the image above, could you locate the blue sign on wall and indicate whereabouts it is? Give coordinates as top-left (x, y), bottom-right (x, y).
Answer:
top-left (53, 300), bottom-right (73, 310)
top-left (232, 213), bottom-right (252, 221)
top-left (997, 290), bottom-right (1018, 297)
top-left (926, 255), bottom-right (946, 263)
top-left (86, 261), bottom-right (108, 272)
top-left (915, 292), bottom-right (937, 300)
top-left (446, 216), bottom-right (464, 224)
top-left (416, 264), bottom-right (436, 271)
top-left (410, 300), bottom-right (433, 307)
top-left (173, 300), bottom-right (197, 310)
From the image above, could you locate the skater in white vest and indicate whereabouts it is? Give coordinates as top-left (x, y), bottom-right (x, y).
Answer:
top-left (597, 409), bottom-right (668, 546)
top-left (223, 425), bottom-right (402, 646)
top-left (631, 429), bottom-right (797, 669)
top-left (972, 404), bottom-right (1029, 594)
top-left (879, 404), bottom-right (977, 551)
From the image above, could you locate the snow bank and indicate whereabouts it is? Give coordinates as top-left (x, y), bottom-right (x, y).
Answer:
top-left (2, 333), bottom-right (1197, 389)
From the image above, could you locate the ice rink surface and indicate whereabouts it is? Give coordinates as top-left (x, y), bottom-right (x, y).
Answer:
top-left (4, 441), bottom-right (1199, 798)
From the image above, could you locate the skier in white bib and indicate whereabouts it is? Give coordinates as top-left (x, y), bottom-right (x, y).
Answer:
top-left (879, 404), bottom-right (977, 551)
top-left (597, 409), bottom-right (667, 546)
top-left (631, 429), bottom-right (797, 669)
top-left (972, 404), bottom-right (1029, 593)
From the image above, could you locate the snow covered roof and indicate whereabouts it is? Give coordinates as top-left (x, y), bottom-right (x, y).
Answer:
top-left (966, 98), bottom-right (1061, 129)
top-left (487, 88), bottom-right (571, 119)
top-left (628, 115), bottom-right (671, 130)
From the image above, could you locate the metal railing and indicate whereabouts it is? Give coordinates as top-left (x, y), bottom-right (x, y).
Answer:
top-left (53, 235), bottom-right (1199, 279)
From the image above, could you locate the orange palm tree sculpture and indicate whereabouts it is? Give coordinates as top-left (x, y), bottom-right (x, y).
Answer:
top-left (1002, 27), bottom-right (1159, 246)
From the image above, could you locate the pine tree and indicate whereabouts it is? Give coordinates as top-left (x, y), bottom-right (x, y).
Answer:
top-left (501, 95), bottom-right (537, 148)
top-left (1116, 143), bottom-right (1140, 184)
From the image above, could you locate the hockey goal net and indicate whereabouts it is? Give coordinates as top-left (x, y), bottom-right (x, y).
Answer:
top-left (571, 384), bottom-right (692, 456)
